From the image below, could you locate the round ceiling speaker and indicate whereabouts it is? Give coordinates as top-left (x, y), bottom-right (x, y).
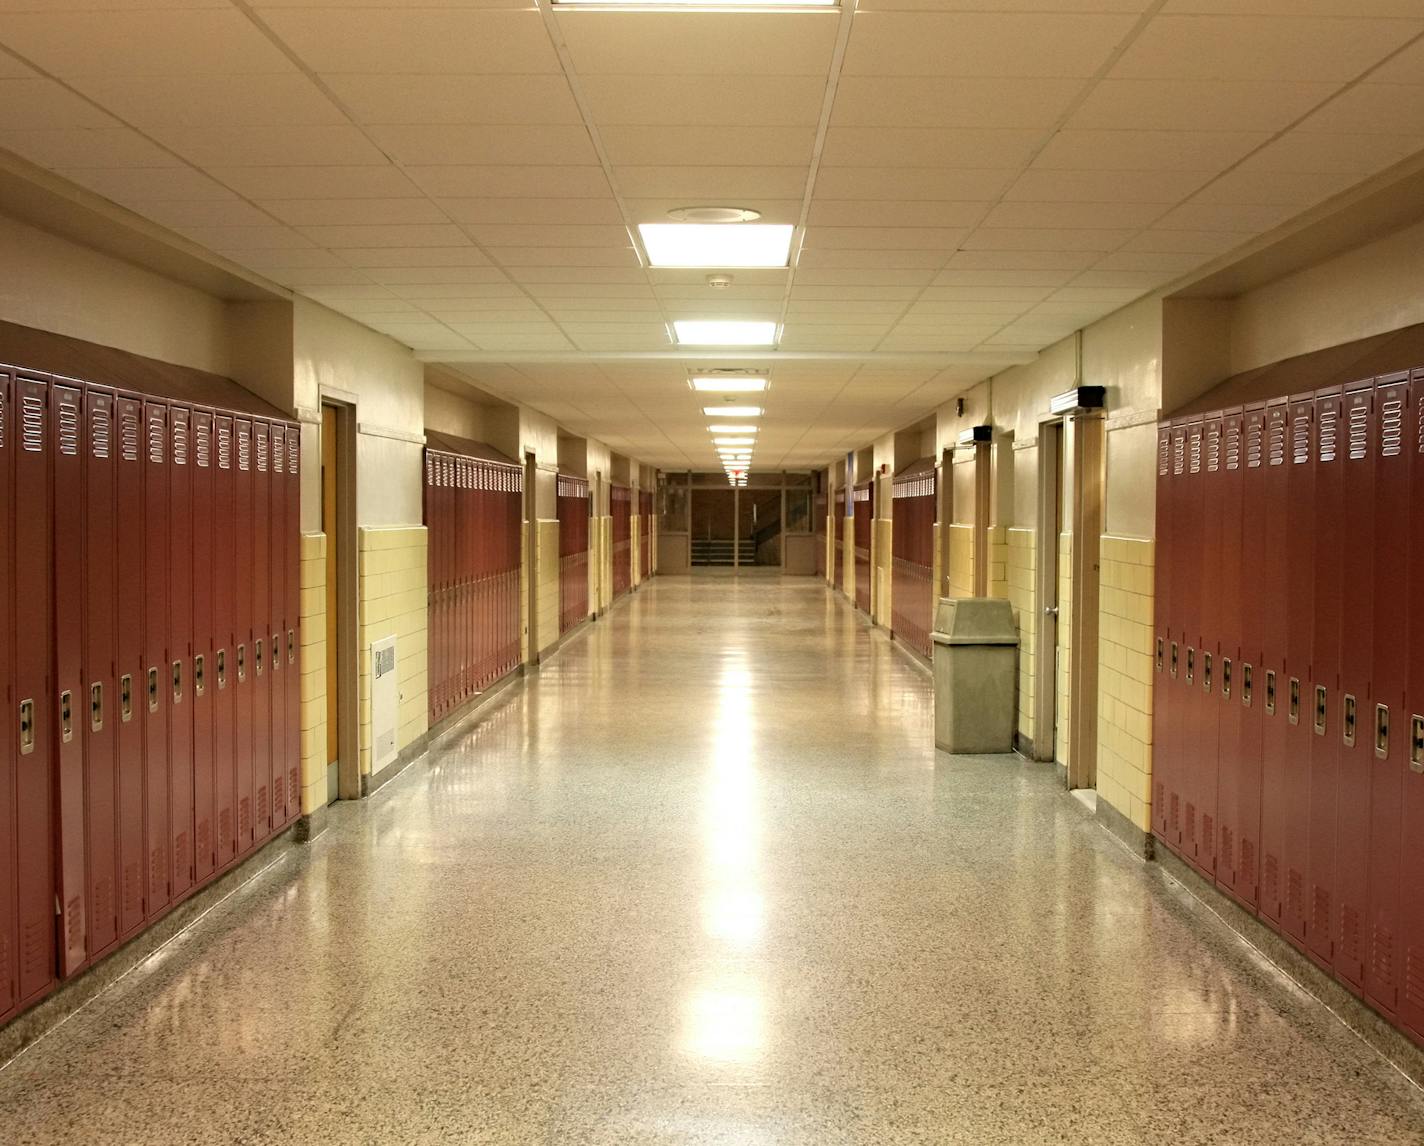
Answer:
top-left (667, 206), bottom-right (762, 223)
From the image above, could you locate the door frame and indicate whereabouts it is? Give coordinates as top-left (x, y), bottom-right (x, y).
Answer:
top-left (525, 451), bottom-right (539, 664)
top-left (320, 396), bottom-right (360, 802)
top-left (1033, 420), bottom-right (1063, 765)
top-left (1065, 410), bottom-right (1106, 791)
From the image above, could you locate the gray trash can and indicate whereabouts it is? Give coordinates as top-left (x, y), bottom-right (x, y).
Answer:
top-left (931, 597), bottom-right (1019, 754)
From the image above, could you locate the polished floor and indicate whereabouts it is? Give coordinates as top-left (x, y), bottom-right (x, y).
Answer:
top-left (3, 578), bottom-right (1423, 1144)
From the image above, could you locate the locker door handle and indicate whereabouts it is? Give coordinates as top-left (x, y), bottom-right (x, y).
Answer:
top-left (1342, 694), bottom-right (1356, 748)
top-left (237, 644), bottom-right (247, 683)
top-left (1411, 715), bottom-right (1424, 773)
top-left (1375, 704), bottom-right (1389, 759)
top-left (147, 668), bottom-right (160, 712)
top-left (1202, 652), bottom-right (1213, 693)
top-left (18, 698), bottom-right (35, 755)
top-left (1241, 663), bottom-right (1253, 707)
top-left (1185, 647), bottom-right (1195, 685)
top-left (194, 654), bottom-right (205, 697)
top-left (272, 634), bottom-right (281, 673)
top-left (1170, 642), bottom-right (1178, 679)
top-left (90, 682), bottom-right (103, 732)
top-left (1155, 637), bottom-right (1164, 673)
top-left (216, 649), bottom-right (226, 690)
top-left (1265, 670), bottom-right (1277, 716)
top-left (1313, 685), bottom-right (1327, 736)
top-left (120, 674), bottom-right (133, 722)
top-left (60, 690), bottom-right (73, 743)
top-left (1288, 677), bottom-right (1300, 725)
top-left (288, 629), bottom-right (296, 666)
top-left (1221, 658), bottom-right (1232, 700)
top-left (172, 660), bottom-right (183, 704)
top-left (256, 638), bottom-right (265, 676)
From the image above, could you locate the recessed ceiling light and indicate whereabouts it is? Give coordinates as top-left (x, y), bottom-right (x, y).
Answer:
top-left (674, 320), bottom-right (778, 346)
top-left (667, 207), bottom-right (762, 223)
top-left (707, 425), bottom-right (758, 434)
top-left (704, 406), bottom-right (762, 418)
top-left (690, 377), bottom-right (768, 393)
top-left (646, 227), bottom-right (793, 270)
top-left (561, 0), bottom-right (833, 6)
top-left (714, 437), bottom-right (755, 447)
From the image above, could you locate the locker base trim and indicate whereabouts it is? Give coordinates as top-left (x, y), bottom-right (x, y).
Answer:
top-left (0, 822), bottom-right (300, 1063)
top-left (1153, 844), bottom-right (1424, 1086)
top-left (1094, 793), bottom-right (1155, 860)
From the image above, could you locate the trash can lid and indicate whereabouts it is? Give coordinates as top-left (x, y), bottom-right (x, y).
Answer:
top-left (931, 597), bottom-right (1019, 645)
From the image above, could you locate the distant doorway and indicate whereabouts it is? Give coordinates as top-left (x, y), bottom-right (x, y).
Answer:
top-left (690, 488), bottom-right (740, 567)
top-left (738, 487), bottom-right (782, 567)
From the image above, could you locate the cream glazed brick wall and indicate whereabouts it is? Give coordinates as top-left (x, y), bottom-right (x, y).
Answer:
top-left (537, 519), bottom-right (560, 654)
top-left (931, 522), bottom-right (942, 600)
top-left (630, 515), bottom-right (641, 587)
top-left (946, 523), bottom-right (975, 599)
top-left (357, 526), bottom-right (428, 778)
top-left (1056, 532), bottom-right (1073, 768)
top-left (1005, 529), bottom-right (1036, 745)
top-left (986, 525), bottom-right (1009, 600)
top-left (1097, 536), bottom-right (1157, 831)
top-left (519, 526), bottom-right (529, 663)
top-left (873, 518), bottom-right (892, 626)
top-left (298, 531), bottom-right (328, 815)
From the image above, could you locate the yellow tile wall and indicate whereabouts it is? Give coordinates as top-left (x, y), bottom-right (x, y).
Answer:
top-left (598, 517), bottom-right (613, 610)
top-left (841, 530), bottom-right (855, 601)
top-left (1056, 531), bottom-right (1073, 767)
top-left (986, 525), bottom-right (1009, 600)
top-left (537, 518), bottom-right (561, 654)
top-left (298, 531), bottom-right (328, 815)
top-left (946, 523), bottom-right (976, 599)
top-left (630, 514), bottom-right (641, 587)
top-left (357, 526), bottom-right (428, 778)
top-left (1096, 535), bottom-right (1157, 831)
top-left (519, 525), bottom-right (529, 663)
top-left (1005, 528), bottom-right (1036, 745)
top-left (873, 518), bottom-right (893, 626)
top-left (931, 521), bottom-right (942, 600)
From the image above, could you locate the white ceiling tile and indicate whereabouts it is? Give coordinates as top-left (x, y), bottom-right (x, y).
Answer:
top-left (1067, 269), bottom-right (1178, 289)
top-left (335, 246), bottom-right (493, 268)
top-left (1162, 1), bottom-right (1424, 14)
top-left (393, 283), bottom-right (526, 299)
top-left (556, 11), bottom-right (839, 76)
top-left (324, 74), bottom-right (581, 126)
top-left (297, 223), bottom-right (475, 248)
top-left (150, 124), bottom-right (388, 168)
top-left (1233, 130), bottom-right (1424, 173)
top-left (130, 199), bottom-right (278, 229)
top-left (219, 247), bottom-right (347, 270)
top-left (1091, 249), bottom-right (1205, 272)
top-left (465, 333), bottom-right (576, 351)
top-left (70, 74), bottom-right (344, 128)
top-left (813, 167), bottom-right (1014, 201)
top-left (1296, 84), bottom-right (1424, 135)
top-left (405, 166), bottom-right (612, 199)
top-left (944, 249), bottom-right (1101, 270)
top-left (261, 9), bottom-right (560, 74)
top-left (209, 165), bottom-right (422, 199)
top-left (979, 201), bottom-right (1167, 229)
top-left (843, 12), bottom-right (1138, 77)
top-left (437, 198), bottom-right (624, 225)
top-left (462, 224), bottom-right (632, 248)
top-left (785, 300), bottom-right (910, 315)
top-left (262, 198), bottom-right (451, 227)
top-left (59, 166), bottom-right (239, 202)
top-left (0, 127), bottom-right (181, 169)
top-left (1032, 129), bottom-right (1270, 171)
top-left (796, 249), bottom-right (949, 269)
top-left (614, 166), bottom-right (808, 199)
top-left (581, 75), bottom-right (826, 127)
top-left (1117, 229), bottom-right (1248, 254)
top-left (920, 285), bottom-right (1056, 302)
top-left (932, 268), bottom-right (1078, 287)
top-left (806, 201), bottom-right (989, 228)
top-left (0, 76), bottom-right (115, 130)
top-left (540, 309), bottom-right (662, 322)
top-left (1110, 15), bottom-right (1422, 82)
top-left (366, 124), bottom-right (600, 166)
top-left (790, 285), bottom-right (923, 300)
top-left (601, 126), bottom-right (816, 167)
top-left (832, 76), bottom-right (1082, 129)
top-left (366, 266), bottom-right (512, 285)
top-left (528, 283), bottom-right (654, 299)
top-left (795, 268), bottom-right (937, 286)
top-left (263, 267), bottom-right (375, 288)
top-left (856, 0), bottom-right (1151, 9)
top-left (180, 223), bottom-right (315, 249)
top-left (961, 227), bottom-right (1136, 251)
top-left (366, 324), bottom-right (474, 352)
top-left (1367, 35), bottom-right (1424, 84)
top-left (1150, 201), bottom-right (1296, 232)
top-left (1052, 283), bottom-right (1159, 301)
top-left (821, 127), bottom-right (1043, 169)
top-left (1067, 79), bottom-right (1341, 133)
top-left (1189, 169), bottom-right (1358, 205)
top-left (507, 268), bottom-right (647, 285)
top-left (488, 247), bottom-right (640, 267)
top-left (427, 310), bottom-right (545, 325)
top-left (1003, 168), bottom-right (1214, 204)
top-left (802, 226), bottom-right (971, 250)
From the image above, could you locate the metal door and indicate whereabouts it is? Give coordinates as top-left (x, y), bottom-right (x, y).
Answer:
top-left (251, 421), bottom-right (272, 842)
top-left (1259, 399), bottom-right (1291, 927)
top-left (168, 406), bottom-right (194, 899)
top-left (114, 395), bottom-right (146, 935)
top-left (212, 416), bottom-right (237, 866)
top-left (233, 418), bottom-right (254, 855)
top-left (190, 410), bottom-right (216, 879)
top-left (142, 400), bottom-right (171, 919)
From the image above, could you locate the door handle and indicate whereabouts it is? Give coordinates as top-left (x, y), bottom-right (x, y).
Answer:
top-left (1044, 605), bottom-right (1059, 618)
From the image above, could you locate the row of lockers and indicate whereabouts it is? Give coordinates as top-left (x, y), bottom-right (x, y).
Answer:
top-left (639, 490), bottom-right (653, 582)
top-left (0, 366), bottom-right (301, 1026)
top-left (852, 483), bottom-right (872, 614)
top-left (832, 490), bottom-right (845, 591)
top-left (423, 450), bottom-right (522, 725)
top-left (890, 465), bottom-right (936, 660)
top-left (611, 485), bottom-right (632, 599)
top-left (557, 475), bottom-right (590, 636)
top-left (1152, 368), bottom-right (1424, 1046)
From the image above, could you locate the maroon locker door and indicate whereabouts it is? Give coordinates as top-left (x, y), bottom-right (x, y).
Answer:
top-left (114, 396), bottom-right (146, 936)
top-left (190, 410), bottom-right (216, 881)
top-left (853, 483), bottom-right (872, 615)
top-left (612, 485), bottom-right (631, 598)
top-left (1212, 410), bottom-right (1245, 896)
top-left (168, 407), bottom-right (194, 900)
top-left (212, 417), bottom-right (237, 867)
top-left (1190, 412), bottom-right (1223, 876)
top-left (1365, 373), bottom-right (1410, 1017)
top-left (13, 374), bottom-right (56, 1004)
top-left (1259, 399), bottom-right (1291, 927)
top-left (82, 386), bottom-right (119, 961)
top-left (141, 399), bottom-right (171, 920)
top-left (285, 425), bottom-right (301, 827)
top-left (1151, 422), bottom-right (1173, 844)
top-left (1231, 404), bottom-right (1268, 911)
top-left (1335, 381), bottom-right (1376, 989)
top-left (233, 418), bottom-right (254, 856)
top-left (0, 372), bottom-right (13, 1020)
top-left (52, 381), bottom-right (88, 976)
top-left (1162, 423), bottom-right (1188, 852)
top-left (640, 490), bottom-right (652, 581)
top-left (1402, 370), bottom-right (1424, 1044)
top-left (270, 423), bottom-right (287, 825)
top-left (422, 454), bottom-right (437, 721)
top-left (1306, 387), bottom-right (1343, 968)
top-left (1171, 418), bottom-right (1202, 855)
top-left (251, 421), bottom-right (272, 842)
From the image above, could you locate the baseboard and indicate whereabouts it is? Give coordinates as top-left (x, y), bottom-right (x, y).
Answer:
top-left (1154, 844), bottom-right (1424, 1087)
top-left (1095, 794), bottom-right (1154, 859)
top-left (361, 731), bottom-right (430, 797)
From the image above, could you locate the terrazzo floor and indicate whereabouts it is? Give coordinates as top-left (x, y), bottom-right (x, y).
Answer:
top-left (3, 576), bottom-right (1423, 1144)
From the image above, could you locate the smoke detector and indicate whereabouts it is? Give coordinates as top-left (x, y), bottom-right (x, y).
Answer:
top-left (667, 206), bottom-right (761, 223)
top-left (706, 273), bottom-right (735, 290)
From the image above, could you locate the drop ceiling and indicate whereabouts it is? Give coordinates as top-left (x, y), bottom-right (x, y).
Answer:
top-left (0, 0), bottom-right (1421, 469)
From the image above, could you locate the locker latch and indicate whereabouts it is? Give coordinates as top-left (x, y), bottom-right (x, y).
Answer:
top-left (60, 690), bottom-right (73, 743)
top-left (1342, 694), bottom-right (1356, 748)
top-left (90, 682), bottom-right (103, 732)
top-left (18, 698), bottom-right (35, 755)
top-left (1170, 642), bottom-right (1178, 679)
top-left (255, 638), bottom-right (264, 676)
top-left (1202, 652), bottom-right (1213, 693)
top-left (216, 649), bottom-right (226, 690)
top-left (1185, 647), bottom-right (1195, 685)
top-left (1241, 663), bottom-right (1253, 707)
top-left (288, 629), bottom-right (296, 666)
top-left (172, 660), bottom-right (183, 704)
top-left (237, 644), bottom-right (246, 683)
top-left (1313, 684), bottom-right (1327, 736)
top-left (1266, 670), bottom-right (1277, 716)
top-left (271, 633), bottom-right (280, 673)
top-left (1411, 715), bottom-right (1424, 773)
top-left (1221, 658), bottom-right (1232, 701)
top-left (194, 654), bottom-right (205, 697)
top-left (1155, 637), bottom-right (1164, 673)
top-left (147, 668), bottom-right (159, 712)
top-left (120, 674), bottom-right (133, 722)
top-left (1375, 704), bottom-right (1389, 759)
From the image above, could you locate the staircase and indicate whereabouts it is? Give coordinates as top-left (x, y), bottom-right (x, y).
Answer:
top-left (691, 538), bottom-right (756, 567)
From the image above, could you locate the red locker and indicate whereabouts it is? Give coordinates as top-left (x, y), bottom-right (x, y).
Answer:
top-left (191, 410), bottom-right (216, 881)
top-left (52, 380), bottom-right (88, 976)
top-left (142, 399), bottom-right (171, 919)
top-left (233, 417), bottom-right (254, 855)
top-left (82, 386), bottom-right (119, 960)
top-left (1402, 369), bottom-right (1424, 1044)
top-left (1151, 422), bottom-right (1173, 844)
top-left (285, 424), bottom-right (301, 826)
top-left (251, 420), bottom-right (272, 842)
top-left (1212, 409), bottom-right (1245, 897)
top-left (114, 395), bottom-right (146, 935)
top-left (0, 372), bottom-right (13, 1020)
top-left (1365, 372), bottom-right (1410, 1017)
top-left (1189, 411), bottom-right (1223, 876)
top-left (1334, 381), bottom-right (1376, 988)
top-left (212, 416), bottom-right (237, 866)
top-left (1259, 399), bottom-right (1291, 927)
top-left (168, 406), bottom-right (194, 900)
top-left (270, 423), bottom-right (287, 825)
top-left (1169, 417), bottom-right (1202, 855)
top-left (1230, 404), bottom-right (1268, 911)
top-left (13, 373), bottom-right (56, 1004)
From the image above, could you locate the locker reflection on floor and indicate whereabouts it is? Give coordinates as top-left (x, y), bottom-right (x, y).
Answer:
top-left (0, 364), bottom-right (302, 1027)
top-left (2, 578), bottom-right (1423, 1144)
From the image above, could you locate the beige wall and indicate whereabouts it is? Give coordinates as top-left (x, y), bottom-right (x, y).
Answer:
top-left (298, 532), bottom-right (329, 816)
top-left (357, 526), bottom-right (429, 779)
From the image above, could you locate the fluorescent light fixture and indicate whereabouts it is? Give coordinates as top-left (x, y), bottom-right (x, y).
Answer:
top-left (562, 0), bottom-right (834, 7)
top-left (704, 406), bottom-right (762, 418)
top-left (690, 377), bottom-right (768, 393)
top-left (641, 225), bottom-right (793, 269)
top-left (708, 425), bottom-right (758, 434)
top-left (674, 321), bottom-right (777, 347)
top-left (714, 437), bottom-right (755, 447)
